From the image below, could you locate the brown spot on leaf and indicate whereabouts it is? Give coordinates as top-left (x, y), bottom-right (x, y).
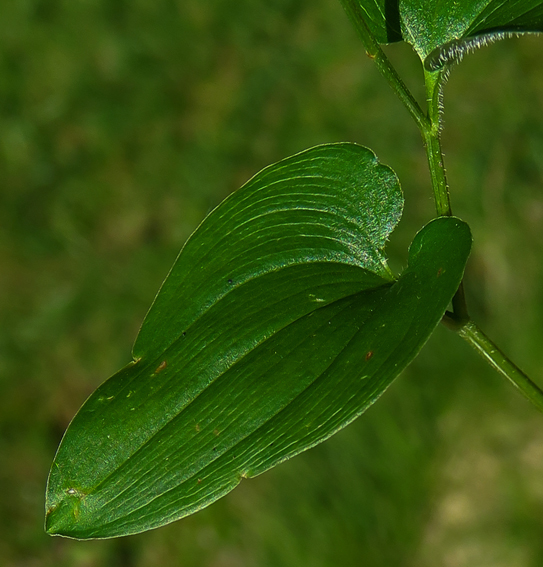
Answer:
top-left (154, 360), bottom-right (167, 374)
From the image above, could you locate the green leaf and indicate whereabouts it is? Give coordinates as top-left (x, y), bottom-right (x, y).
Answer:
top-left (355, 0), bottom-right (543, 63)
top-left (45, 143), bottom-right (471, 539)
top-left (403, 0), bottom-right (543, 64)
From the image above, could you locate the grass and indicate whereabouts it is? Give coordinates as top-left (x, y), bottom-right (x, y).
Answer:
top-left (1, 1), bottom-right (543, 565)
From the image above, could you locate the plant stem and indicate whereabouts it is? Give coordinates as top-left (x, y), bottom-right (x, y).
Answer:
top-left (423, 68), bottom-right (452, 217)
top-left (339, 0), bottom-right (453, 217)
top-left (419, 42), bottom-right (540, 412)
top-left (422, 67), bottom-right (469, 321)
top-left (337, 0), bottom-right (429, 132)
top-left (458, 321), bottom-right (543, 414)
top-left (337, 2), bottom-right (542, 414)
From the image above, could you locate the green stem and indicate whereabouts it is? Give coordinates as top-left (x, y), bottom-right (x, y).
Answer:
top-left (458, 321), bottom-right (543, 414)
top-left (422, 52), bottom-right (540, 413)
top-left (423, 68), bottom-right (452, 217)
top-left (337, 1), bottom-right (541, 414)
top-left (338, 0), bottom-right (429, 132)
top-left (339, 0), bottom-right (452, 217)
top-left (423, 67), bottom-right (469, 321)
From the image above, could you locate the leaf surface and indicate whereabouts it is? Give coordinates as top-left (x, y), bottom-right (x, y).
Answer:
top-left (45, 143), bottom-right (471, 539)
top-left (356, 0), bottom-right (543, 62)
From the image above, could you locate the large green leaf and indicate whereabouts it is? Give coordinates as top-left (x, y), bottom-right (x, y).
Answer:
top-left (45, 143), bottom-right (471, 539)
top-left (354, 0), bottom-right (543, 64)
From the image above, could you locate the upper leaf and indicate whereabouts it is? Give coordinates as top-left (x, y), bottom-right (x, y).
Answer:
top-left (45, 143), bottom-right (471, 539)
top-left (356, 0), bottom-right (543, 64)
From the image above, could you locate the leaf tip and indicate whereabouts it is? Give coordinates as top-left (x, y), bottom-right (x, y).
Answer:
top-left (44, 489), bottom-right (84, 538)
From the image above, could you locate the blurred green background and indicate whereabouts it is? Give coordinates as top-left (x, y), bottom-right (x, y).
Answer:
top-left (2, 1), bottom-right (543, 565)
